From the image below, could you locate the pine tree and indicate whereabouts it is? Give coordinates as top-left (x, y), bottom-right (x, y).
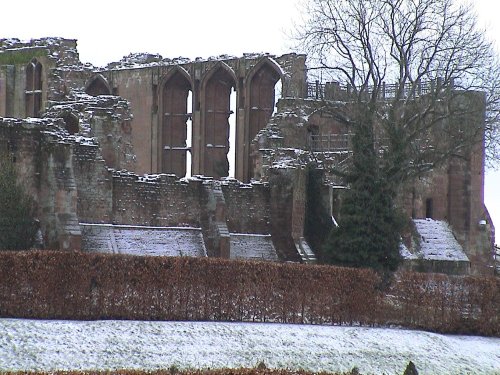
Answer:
top-left (322, 107), bottom-right (403, 272)
top-left (0, 154), bottom-right (37, 250)
top-left (298, 0), bottom-right (500, 271)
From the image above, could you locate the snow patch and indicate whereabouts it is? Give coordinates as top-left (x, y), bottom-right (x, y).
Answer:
top-left (230, 233), bottom-right (278, 261)
top-left (0, 319), bottom-right (498, 374)
top-left (413, 219), bottom-right (469, 261)
top-left (80, 223), bottom-right (207, 257)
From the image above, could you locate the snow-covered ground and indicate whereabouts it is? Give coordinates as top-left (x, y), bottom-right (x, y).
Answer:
top-left (1, 319), bottom-right (499, 375)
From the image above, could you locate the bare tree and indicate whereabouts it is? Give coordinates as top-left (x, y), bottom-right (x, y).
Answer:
top-left (295, 0), bottom-right (500, 271)
top-left (297, 0), bottom-right (500, 178)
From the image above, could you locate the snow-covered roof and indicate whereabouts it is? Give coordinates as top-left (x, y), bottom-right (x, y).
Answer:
top-left (80, 223), bottom-right (207, 257)
top-left (230, 233), bottom-right (278, 261)
top-left (412, 219), bottom-right (469, 262)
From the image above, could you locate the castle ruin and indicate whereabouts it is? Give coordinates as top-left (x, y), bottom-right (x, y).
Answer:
top-left (0, 38), bottom-right (495, 275)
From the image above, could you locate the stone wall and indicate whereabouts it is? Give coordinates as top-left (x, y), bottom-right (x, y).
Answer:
top-left (0, 38), bottom-right (494, 273)
top-left (111, 173), bottom-right (203, 227)
top-left (221, 179), bottom-right (271, 234)
top-left (0, 117), bottom-right (80, 250)
top-left (0, 117), bottom-right (294, 258)
top-left (1, 39), bottom-right (308, 181)
top-left (401, 258), bottom-right (471, 275)
top-left (0, 38), bottom-right (83, 117)
top-left (101, 67), bottom-right (153, 172)
top-left (88, 52), bottom-right (308, 179)
top-left (72, 140), bottom-right (113, 223)
top-left (268, 168), bottom-right (302, 262)
top-left (254, 95), bottom-right (493, 273)
top-left (46, 93), bottom-right (136, 171)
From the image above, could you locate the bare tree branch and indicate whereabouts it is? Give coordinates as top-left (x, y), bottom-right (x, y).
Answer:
top-left (295, 0), bottom-right (500, 179)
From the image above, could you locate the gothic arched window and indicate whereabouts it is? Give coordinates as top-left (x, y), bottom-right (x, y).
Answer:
top-left (25, 59), bottom-right (42, 117)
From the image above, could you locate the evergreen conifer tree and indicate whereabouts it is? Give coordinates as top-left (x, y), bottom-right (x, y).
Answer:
top-left (0, 154), bottom-right (37, 250)
top-left (322, 107), bottom-right (403, 272)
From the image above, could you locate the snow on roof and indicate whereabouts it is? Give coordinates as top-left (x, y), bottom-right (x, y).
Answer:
top-left (413, 219), bottom-right (469, 262)
top-left (80, 223), bottom-right (206, 257)
top-left (230, 233), bottom-right (278, 261)
top-left (399, 242), bottom-right (418, 260)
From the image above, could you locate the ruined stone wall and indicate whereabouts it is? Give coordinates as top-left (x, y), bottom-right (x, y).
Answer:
top-left (0, 117), bottom-right (80, 250)
top-left (275, 54), bottom-right (308, 98)
top-left (0, 38), bottom-right (82, 117)
top-left (1, 39), bottom-right (308, 181)
top-left (221, 180), bottom-right (271, 234)
top-left (0, 51), bottom-right (54, 117)
top-left (96, 53), bottom-right (307, 178)
top-left (39, 140), bottom-right (81, 250)
top-left (46, 94), bottom-right (136, 172)
top-left (446, 91), bottom-right (491, 274)
top-left (255, 95), bottom-right (492, 271)
top-left (395, 91), bottom-right (492, 274)
top-left (0, 38), bottom-right (80, 66)
top-left (72, 141), bottom-right (113, 223)
top-left (0, 118), bottom-right (43, 200)
top-left (99, 67), bottom-right (155, 172)
top-left (252, 98), bottom-right (349, 182)
top-left (267, 168), bottom-right (302, 262)
top-left (0, 115), bottom-right (296, 258)
top-left (110, 173), bottom-right (203, 227)
top-left (1, 38), bottom-right (492, 271)
top-left (396, 163), bottom-right (450, 221)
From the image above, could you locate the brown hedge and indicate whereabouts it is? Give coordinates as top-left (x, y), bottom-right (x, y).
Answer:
top-left (0, 251), bottom-right (498, 336)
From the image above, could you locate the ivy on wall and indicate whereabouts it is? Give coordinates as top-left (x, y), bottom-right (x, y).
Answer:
top-left (0, 48), bottom-right (47, 66)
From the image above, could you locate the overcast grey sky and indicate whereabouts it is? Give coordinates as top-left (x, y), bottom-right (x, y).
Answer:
top-left (1, 0), bottom-right (498, 244)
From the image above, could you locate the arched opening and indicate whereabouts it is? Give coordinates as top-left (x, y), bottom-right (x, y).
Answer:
top-left (26, 62), bottom-right (34, 79)
top-left (228, 91), bottom-right (236, 177)
top-left (63, 113), bottom-right (79, 135)
top-left (34, 61), bottom-right (42, 91)
top-left (85, 75), bottom-right (111, 96)
top-left (161, 70), bottom-right (192, 177)
top-left (203, 66), bottom-right (236, 179)
top-left (246, 60), bottom-right (282, 181)
top-left (186, 91), bottom-right (193, 178)
top-left (25, 58), bottom-right (42, 117)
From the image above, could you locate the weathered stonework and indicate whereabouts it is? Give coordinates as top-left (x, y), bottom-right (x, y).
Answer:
top-left (0, 38), bottom-right (495, 273)
top-left (253, 94), bottom-right (494, 274)
top-left (45, 93), bottom-right (136, 171)
top-left (0, 117), bottom-right (81, 250)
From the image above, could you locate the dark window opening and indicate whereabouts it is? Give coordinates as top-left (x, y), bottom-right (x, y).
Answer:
top-left (425, 198), bottom-right (434, 219)
top-left (307, 124), bottom-right (320, 151)
top-left (25, 58), bottom-right (42, 117)
top-left (86, 76), bottom-right (111, 96)
top-left (63, 114), bottom-right (79, 135)
top-left (161, 71), bottom-right (192, 177)
top-left (238, 77), bottom-right (245, 108)
top-left (246, 63), bottom-right (281, 181)
top-left (203, 67), bottom-right (235, 179)
top-left (194, 79), bottom-right (201, 111)
top-left (152, 84), bottom-right (158, 113)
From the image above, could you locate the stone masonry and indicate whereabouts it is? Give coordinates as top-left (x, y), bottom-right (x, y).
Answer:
top-left (0, 38), bottom-right (495, 273)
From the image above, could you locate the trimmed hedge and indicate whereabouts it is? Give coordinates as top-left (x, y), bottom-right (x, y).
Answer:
top-left (0, 251), bottom-right (498, 336)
